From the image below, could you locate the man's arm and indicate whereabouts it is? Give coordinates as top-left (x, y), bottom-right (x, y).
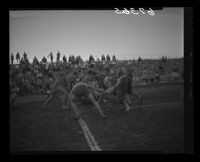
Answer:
top-left (86, 84), bottom-right (105, 93)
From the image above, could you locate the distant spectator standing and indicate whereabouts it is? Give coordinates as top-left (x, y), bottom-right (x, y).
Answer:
top-left (33, 56), bottom-right (39, 66)
top-left (19, 57), bottom-right (25, 69)
top-left (68, 55), bottom-right (75, 64)
top-left (23, 52), bottom-right (30, 65)
top-left (11, 53), bottom-right (14, 65)
top-left (23, 52), bottom-right (28, 61)
top-left (42, 56), bottom-right (47, 64)
top-left (112, 54), bottom-right (116, 62)
top-left (74, 56), bottom-right (78, 64)
top-left (71, 55), bottom-right (75, 64)
top-left (106, 54), bottom-right (110, 62)
top-left (161, 56), bottom-right (167, 63)
top-left (101, 54), bottom-right (105, 62)
top-left (16, 52), bottom-right (20, 64)
top-left (138, 56), bottom-right (142, 63)
top-left (63, 55), bottom-right (67, 63)
top-left (76, 55), bottom-right (83, 66)
top-left (56, 51), bottom-right (61, 62)
top-left (68, 55), bottom-right (72, 64)
top-left (89, 54), bottom-right (94, 63)
top-left (138, 56), bottom-right (143, 77)
top-left (48, 51), bottom-right (53, 64)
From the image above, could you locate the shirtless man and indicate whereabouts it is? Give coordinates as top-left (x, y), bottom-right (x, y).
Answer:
top-left (42, 71), bottom-right (78, 109)
top-left (98, 69), bottom-right (143, 111)
top-left (67, 82), bottom-right (107, 118)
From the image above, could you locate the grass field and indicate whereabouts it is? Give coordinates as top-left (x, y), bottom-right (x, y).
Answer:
top-left (10, 84), bottom-right (184, 153)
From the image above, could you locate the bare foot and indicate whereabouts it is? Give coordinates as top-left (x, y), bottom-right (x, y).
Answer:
top-left (125, 107), bottom-right (131, 112)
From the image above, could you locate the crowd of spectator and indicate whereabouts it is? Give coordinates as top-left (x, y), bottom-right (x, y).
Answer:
top-left (9, 51), bottom-right (183, 104)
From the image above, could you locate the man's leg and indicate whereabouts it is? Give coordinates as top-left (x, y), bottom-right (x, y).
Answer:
top-left (43, 80), bottom-right (58, 108)
top-left (89, 90), bottom-right (101, 110)
top-left (43, 91), bottom-right (56, 109)
top-left (99, 91), bottom-right (121, 105)
top-left (43, 85), bottom-right (68, 109)
top-left (124, 99), bottom-right (131, 112)
top-left (55, 86), bottom-right (69, 109)
top-left (97, 86), bottom-right (115, 103)
top-left (124, 94), bottom-right (132, 105)
top-left (106, 86), bottom-right (115, 94)
top-left (70, 95), bottom-right (81, 119)
top-left (91, 90), bottom-right (100, 100)
top-left (60, 95), bottom-right (68, 109)
top-left (88, 93), bottom-right (107, 118)
top-left (104, 86), bottom-right (115, 102)
top-left (115, 92), bottom-right (131, 112)
top-left (102, 86), bottom-right (117, 109)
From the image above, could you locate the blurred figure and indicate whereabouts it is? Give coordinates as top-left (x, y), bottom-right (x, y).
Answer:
top-left (106, 54), bottom-right (110, 62)
top-left (63, 55), bottom-right (67, 63)
top-left (101, 54), bottom-right (105, 62)
top-left (56, 51), bottom-right (61, 62)
top-left (67, 82), bottom-right (107, 118)
top-left (112, 54), bottom-right (116, 62)
top-left (42, 56), bottom-right (47, 64)
top-left (48, 52), bottom-right (53, 64)
top-left (11, 53), bottom-right (14, 65)
top-left (16, 52), bottom-right (20, 64)
top-left (42, 70), bottom-right (79, 109)
top-left (98, 69), bottom-right (143, 112)
top-left (23, 52), bottom-right (28, 63)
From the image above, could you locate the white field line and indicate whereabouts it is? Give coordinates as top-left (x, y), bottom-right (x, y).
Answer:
top-left (131, 101), bottom-right (181, 109)
top-left (76, 101), bottom-right (181, 151)
top-left (78, 117), bottom-right (102, 151)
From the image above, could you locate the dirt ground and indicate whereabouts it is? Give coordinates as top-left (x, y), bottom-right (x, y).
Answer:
top-left (10, 84), bottom-right (184, 153)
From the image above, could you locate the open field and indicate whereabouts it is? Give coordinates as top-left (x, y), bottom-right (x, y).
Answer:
top-left (10, 84), bottom-right (184, 153)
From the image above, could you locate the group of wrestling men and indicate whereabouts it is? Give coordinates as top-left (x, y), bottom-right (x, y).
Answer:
top-left (43, 68), bottom-right (143, 119)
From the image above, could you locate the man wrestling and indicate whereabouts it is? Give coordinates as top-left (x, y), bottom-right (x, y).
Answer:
top-left (42, 71), bottom-right (79, 109)
top-left (67, 82), bottom-right (107, 119)
top-left (97, 68), bottom-right (143, 112)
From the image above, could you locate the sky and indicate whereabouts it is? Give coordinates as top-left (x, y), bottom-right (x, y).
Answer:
top-left (9, 8), bottom-right (183, 63)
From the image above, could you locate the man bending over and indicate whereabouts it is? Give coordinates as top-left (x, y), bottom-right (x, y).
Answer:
top-left (67, 82), bottom-right (107, 119)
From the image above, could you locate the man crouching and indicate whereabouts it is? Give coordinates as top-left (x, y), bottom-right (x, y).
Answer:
top-left (67, 82), bottom-right (107, 119)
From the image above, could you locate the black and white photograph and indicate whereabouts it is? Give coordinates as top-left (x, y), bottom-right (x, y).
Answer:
top-left (9, 8), bottom-right (187, 153)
